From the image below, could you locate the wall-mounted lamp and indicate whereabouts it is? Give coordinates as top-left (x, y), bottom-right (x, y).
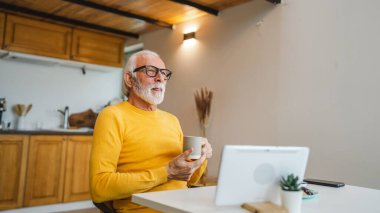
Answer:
top-left (184, 32), bottom-right (196, 40)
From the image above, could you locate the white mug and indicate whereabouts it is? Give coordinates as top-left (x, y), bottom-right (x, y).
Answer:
top-left (183, 136), bottom-right (204, 160)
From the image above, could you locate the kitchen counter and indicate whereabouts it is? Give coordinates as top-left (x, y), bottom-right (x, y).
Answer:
top-left (0, 129), bottom-right (93, 136)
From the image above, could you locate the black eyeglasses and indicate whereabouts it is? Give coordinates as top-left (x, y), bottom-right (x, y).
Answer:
top-left (133, 65), bottom-right (172, 80)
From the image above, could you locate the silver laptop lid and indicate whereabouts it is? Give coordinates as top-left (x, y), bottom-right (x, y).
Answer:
top-left (215, 145), bottom-right (309, 206)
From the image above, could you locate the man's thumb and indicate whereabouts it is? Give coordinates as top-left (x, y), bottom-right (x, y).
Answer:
top-left (181, 148), bottom-right (193, 158)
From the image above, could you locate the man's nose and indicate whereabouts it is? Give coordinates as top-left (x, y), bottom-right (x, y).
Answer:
top-left (154, 71), bottom-right (165, 82)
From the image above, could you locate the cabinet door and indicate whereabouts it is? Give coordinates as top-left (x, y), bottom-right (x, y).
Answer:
top-left (0, 135), bottom-right (28, 210)
top-left (24, 136), bottom-right (67, 206)
top-left (4, 15), bottom-right (72, 59)
top-left (0, 12), bottom-right (5, 48)
top-left (63, 136), bottom-right (92, 202)
top-left (72, 29), bottom-right (125, 67)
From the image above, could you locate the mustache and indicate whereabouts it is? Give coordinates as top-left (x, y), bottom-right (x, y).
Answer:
top-left (147, 83), bottom-right (165, 90)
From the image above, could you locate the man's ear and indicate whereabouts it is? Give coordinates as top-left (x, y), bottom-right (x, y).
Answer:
top-left (124, 72), bottom-right (133, 88)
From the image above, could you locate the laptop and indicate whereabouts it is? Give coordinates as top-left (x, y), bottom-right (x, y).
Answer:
top-left (215, 145), bottom-right (309, 206)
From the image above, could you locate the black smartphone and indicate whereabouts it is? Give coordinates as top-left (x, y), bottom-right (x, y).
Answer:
top-left (303, 178), bottom-right (345, 187)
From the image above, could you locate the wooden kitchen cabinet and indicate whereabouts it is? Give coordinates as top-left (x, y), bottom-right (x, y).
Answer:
top-left (2, 13), bottom-right (125, 67)
top-left (72, 29), bottom-right (125, 67)
top-left (0, 135), bottom-right (28, 210)
top-left (24, 135), bottom-right (67, 206)
top-left (0, 12), bottom-right (5, 48)
top-left (63, 136), bottom-right (92, 202)
top-left (4, 15), bottom-right (72, 59)
top-left (0, 133), bottom-right (93, 209)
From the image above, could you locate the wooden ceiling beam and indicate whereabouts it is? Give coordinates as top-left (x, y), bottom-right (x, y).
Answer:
top-left (0, 2), bottom-right (139, 38)
top-left (63, 0), bottom-right (173, 29)
top-left (169, 0), bottom-right (219, 16)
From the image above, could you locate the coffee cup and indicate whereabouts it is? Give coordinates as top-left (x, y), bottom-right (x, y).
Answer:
top-left (183, 136), bottom-right (204, 160)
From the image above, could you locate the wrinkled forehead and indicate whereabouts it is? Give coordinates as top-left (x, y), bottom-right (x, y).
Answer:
top-left (136, 55), bottom-right (165, 69)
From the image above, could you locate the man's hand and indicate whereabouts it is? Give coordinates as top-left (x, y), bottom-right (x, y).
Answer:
top-left (166, 148), bottom-right (206, 181)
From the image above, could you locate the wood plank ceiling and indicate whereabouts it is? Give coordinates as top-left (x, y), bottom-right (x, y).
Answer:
top-left (0, 0), bottom-right (280, 39)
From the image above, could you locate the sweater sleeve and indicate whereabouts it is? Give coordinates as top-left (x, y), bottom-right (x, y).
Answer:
top-left (90, 108), bottom-right (168, 202)
top-left (188, 160), bottom-right (207, 186)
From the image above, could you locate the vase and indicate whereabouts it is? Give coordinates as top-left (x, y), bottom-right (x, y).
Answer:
top-left (199, 137), bottom-right (208, 186)
top-left (17, 117), bottom-right (25, 130)
top-left (281, 190), bottom-right (303, 213)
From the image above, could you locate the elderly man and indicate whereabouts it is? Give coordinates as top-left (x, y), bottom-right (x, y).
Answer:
top-left (90, 50), bottom-right (212, 212)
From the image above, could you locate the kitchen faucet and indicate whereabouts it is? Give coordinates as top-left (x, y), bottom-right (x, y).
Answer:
top-left (57, 106), bottom-right (69, 129)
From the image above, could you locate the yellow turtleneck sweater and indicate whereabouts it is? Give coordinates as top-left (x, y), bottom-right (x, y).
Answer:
top-left (90, 101), bottom-right (206, 212)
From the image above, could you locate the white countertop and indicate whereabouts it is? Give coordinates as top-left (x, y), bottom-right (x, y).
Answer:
top-left (132, 185), bottom-right (380, 213)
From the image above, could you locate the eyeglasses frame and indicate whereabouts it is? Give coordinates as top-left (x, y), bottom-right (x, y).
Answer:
top-left (133, 65), bottom-right (172, 80)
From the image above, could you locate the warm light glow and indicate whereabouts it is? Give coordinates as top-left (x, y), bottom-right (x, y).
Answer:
top-left (183, 38), bottom-right (197, 47)
top-left (183, 25), bottom-right (198, 34)
top-left (182, 24), bottom-right (199, 47)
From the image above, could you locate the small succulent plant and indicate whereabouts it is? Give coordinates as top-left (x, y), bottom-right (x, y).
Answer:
top-left (280, 174), bottom-right (302, 191)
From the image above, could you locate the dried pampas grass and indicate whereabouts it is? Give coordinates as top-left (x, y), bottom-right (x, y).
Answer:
top-left (194, 87), bottom-right (213, 137)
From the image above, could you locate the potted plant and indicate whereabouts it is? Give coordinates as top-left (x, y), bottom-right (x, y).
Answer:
top-left (13, 104), bottom-right (32, 130)
top-left (280, 174), bottom-right (303, 213)
top-left (194, 87), bottom-right (213, 186)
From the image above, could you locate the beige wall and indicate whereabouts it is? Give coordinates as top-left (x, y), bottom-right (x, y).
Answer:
top-left (140, 0), bottom-right (380, 189)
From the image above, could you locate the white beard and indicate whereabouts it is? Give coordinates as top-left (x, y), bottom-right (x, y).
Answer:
top-left (132, 77), bottom-right (166, 105)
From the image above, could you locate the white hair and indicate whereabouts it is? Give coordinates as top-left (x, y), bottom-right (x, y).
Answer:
top-left (122, 50), bottom-right (161, 97)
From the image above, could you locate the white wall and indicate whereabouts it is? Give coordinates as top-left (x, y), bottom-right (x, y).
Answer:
top-left (141, 0), bottom-right (380, 189)
top-left (0, 59), bottom-right (123, 129)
